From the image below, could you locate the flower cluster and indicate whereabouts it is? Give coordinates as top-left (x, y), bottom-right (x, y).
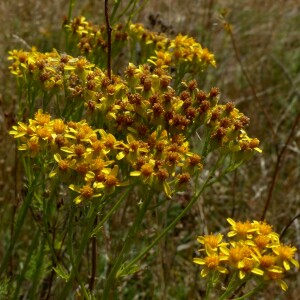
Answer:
top-left (193, 219), bottom-right (299, 291)
top-left (64, 16), bottom-right (128, 62)
top-left (9, 109), bottom-right (204, 200)
top-left (8, 14), bottom-right (262, 205)
top-left (129, 23), bottom-right (216, 70)
top-left (9, 110), bottom-right (127, 203)
top-left (8, 45), bottom-right (262, 202)
top-left (64, 16), bottom-right (216, 72)
top-left (8, 49), bottom-right (260, 155)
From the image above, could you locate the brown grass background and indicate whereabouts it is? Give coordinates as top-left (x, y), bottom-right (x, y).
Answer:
top-left (0, 0), bottom-right (299, 299)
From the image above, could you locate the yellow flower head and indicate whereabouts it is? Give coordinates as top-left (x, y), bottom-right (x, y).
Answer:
top-left (193, 247), bottom-right (228, 277)
top-left (197, 233), bottom-right (227, 252)
top-left (227, 218), bottom-right (256, 239)
top-left (34, 109), bottom-right (51, 126)
top-left (264, 270), bottom-right (288, 291)
top-left (273, 244), bottom-right (299, 271)
top-left (226, 243), bottom-right (252, 269)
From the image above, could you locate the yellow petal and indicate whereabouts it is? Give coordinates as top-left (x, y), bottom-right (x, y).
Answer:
top-left (130, 171), bottom-right (141, 177)
top-left (251, 268), bottom-right (264, 276)
top-left (163, 181), bottom-right (172, 199)
top-left (201, 268), bottom-right (209, 277)
top-left (283, 260), bottom-right (290, 271)
top-left (228, 231), bottom-right (237, 237)
top-left (227, 218), bottom-right (236, 226)
top-left (239, 270), bottom-right (245, 279)
top-left (217, 266), bottom-right (229, 274)
top-left (279, 280), bottom-right (288, 291)
top-left (193, 258), bottom-right (205, 265)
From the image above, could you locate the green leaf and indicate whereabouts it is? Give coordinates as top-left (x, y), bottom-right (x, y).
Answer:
top-left (117, 262), bottom-right (140, 278)
top-left (53, 264), bottom-right (70, 281)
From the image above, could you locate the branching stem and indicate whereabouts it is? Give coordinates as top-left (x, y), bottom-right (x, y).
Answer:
top-left (105, 0), bottom-right (112, 80)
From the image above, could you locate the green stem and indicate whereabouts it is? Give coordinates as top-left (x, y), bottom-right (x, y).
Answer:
top-left (0, 176), bottom-right (39, 276)
top-left (66, 0), bottom-right (75, 53)
top-left (114, 0), bottom-right (137, 24)
top-left (28, 237), bottom-right (46, 300)
top-left (59, 204), bottom-right (98, 299)
top-left (120, 155), bottom-right (225, 276)
top-left (41, 161), bottom-right (61, 268)
top-left (218, 272), bottom-right (244, 300)
top-left (102, 190), bottom-right (153, 299)
top-left (121, 187), bottom-right (204, 276)
top-left (110, 0), bottom-right (122, 24)
top-left (91, 187), bottom-right (132, 237)
top-left (231, 283), bottom-right (265, 300)
top-left (204, 273), bottom-right (214, 300)
top-left (12, 230), bottom-right (41, 299)
top-left (67, 206), bottom-right (90, 299)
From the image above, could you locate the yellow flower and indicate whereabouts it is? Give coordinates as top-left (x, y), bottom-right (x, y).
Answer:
top-left (69, 184), bottom-right (102, 204)
top-left (34, 109), bottom-right (51, 126)
top-left (9, 122), bottom-right (36, 138)
top-left (272, 244), bottom-right (299, 271)
top-left (130, 159), bottom-right (156, 185)
top-left (238, 258), bottom-right (264, 279)
top-left (252, 220), bottom-right (279, 242)
top-left (193, 247), bottom-right (228, 277)
top-left (18, 136), bottom-right (40, 156)
top-left (199, 48), bottom-right (216, 67)
top-left (93, 165), bottom-right (128, 195)
top-left (61, 143), bottom-right (92, 159)
top-left (49, 153), bottom-right (76, 178)
top-left (264, 270), bottom-right (288, 291)
top-left (221, 242), bottom-right (252, 269)
top-left (258, 254), bottom-right (278, 271)
top-left (227, 218), bottom-right (256, 239)
top-left (254, 235), bottom-right (271, 250)
top-left (197, 233), bottom-right (228, 253)
top-left (116, 134), bottom-right (149, 162)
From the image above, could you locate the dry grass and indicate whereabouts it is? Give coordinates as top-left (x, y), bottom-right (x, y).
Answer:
top-left (0, 0), bottom-right (299, 299)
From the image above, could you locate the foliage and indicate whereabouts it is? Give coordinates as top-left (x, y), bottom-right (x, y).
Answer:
top-left (0, 0), bottom-right (299, 299)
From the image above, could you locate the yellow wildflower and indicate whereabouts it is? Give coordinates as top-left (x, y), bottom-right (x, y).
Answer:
top-left (193, 247), bottom-right (228, 277)
top-left (273, 244), bottom-right (299, 271)
top-left (197, 233), bottom-right (228, 252)
top-left (227, 218), bottom-right (256, 239)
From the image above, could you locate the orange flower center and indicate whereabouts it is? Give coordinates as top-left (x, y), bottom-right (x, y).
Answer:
top-left (27, 139), bottom-right (40, 152)
top-left (257, 222), bottom-right (273, 235)
top-left (276, 245), bottom-right (295, 260)
top-left (260, 255), bottom-right (276, 268)
top-left (255, 235), bottom-right (270, 249)
top-left (235, 221), bottom-right (252, 237)
top-left (35, 112), bottom-right (51, 125)
top-left (74, 144), bottom-right (86, 157)
top-left (80, 185), bottom-right (94, 198)
top-left (140, 163), bottom-right (153, 177)
top-left (205, 256), bottom-right (220, 269)
top-left (203, 235), bottom-right (220, 249)
top-left (53, 119), bottom-right (65, 134)
top-left (58, 160), bottom-right (69, 171)
top-left (105, 175), bottom-right (118, 187)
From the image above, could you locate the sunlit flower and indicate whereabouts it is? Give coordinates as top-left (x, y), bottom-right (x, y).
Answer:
top-left (252, 220), bottom-right (279, 242)
top-left (197, 233), bottom-right (228, 252)
top-left (222, 242), bottom-right (252, 270)
top-left (193, 247), bottom-right (228, 277)
top-left (49, 153), bottom-right (76, 178)
top-left (227, 218), bottom-right (256, 239)
top-left (9, 122), bottom-right (36, 138)
top-left (273, 244), bottom-right (299, 271)
top-left (238, 258), bottom-right (264, 279)
top-left (69, 184), bottom-right (102, 204)
top-left (264, 270), bottom-right (288, 291)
